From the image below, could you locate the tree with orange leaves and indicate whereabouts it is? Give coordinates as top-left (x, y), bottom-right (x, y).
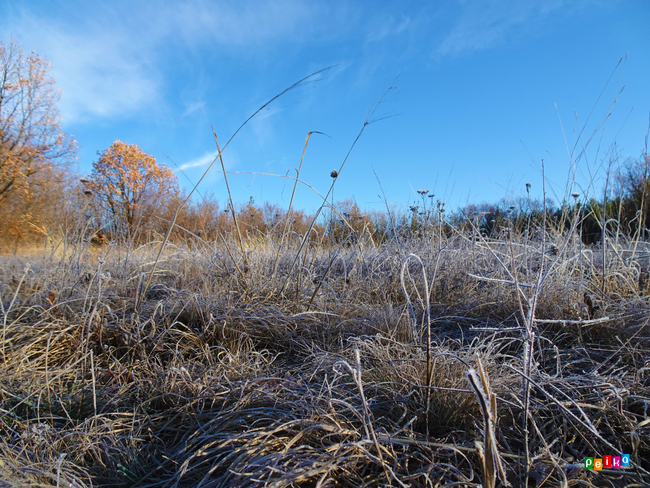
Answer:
top-left (88, 140), bottom-right (179, 237)
top-left (0, 38), bottom-right (76, 202)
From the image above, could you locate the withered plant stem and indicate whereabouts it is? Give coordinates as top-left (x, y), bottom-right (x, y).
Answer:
top-left (136, 66), bottom-right (335, 310)
top-left (213, 131), bottom-right (252, 289)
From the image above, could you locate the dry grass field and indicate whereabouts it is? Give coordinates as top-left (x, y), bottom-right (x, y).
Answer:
top-left (1, 220), bottom-right (649, 487)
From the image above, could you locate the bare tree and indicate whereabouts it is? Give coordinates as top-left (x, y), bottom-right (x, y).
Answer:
top-left (0, 37), bottom-right (76, 202)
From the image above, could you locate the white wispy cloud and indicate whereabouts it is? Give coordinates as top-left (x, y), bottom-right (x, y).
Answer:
top-left (178, 150), bottom-right (220, 171)
top-left (435, 0), bottom-right (604, 57)
top-left (366, 15), bottom-right (412, 43)
top-left (51, 33), bottom-right (160, 124)
top-left (173, 0), bottom-right (328, 48)
top-left (1, 3), bottom-right (163, 124)
top-left (183, 100), bottom-right (207, 117)
top-left (0, 0), bottom-right (353, 125)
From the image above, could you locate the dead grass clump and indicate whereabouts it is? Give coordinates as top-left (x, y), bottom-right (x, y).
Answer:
top-left (2, 224), bottom-right (650, 486)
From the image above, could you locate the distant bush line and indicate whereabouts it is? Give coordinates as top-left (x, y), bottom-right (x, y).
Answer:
top-left (1, 154), bottom-right (649, 252)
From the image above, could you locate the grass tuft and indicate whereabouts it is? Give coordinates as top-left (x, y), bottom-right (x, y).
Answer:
top-left (2, 220), bottom-right (650, 486)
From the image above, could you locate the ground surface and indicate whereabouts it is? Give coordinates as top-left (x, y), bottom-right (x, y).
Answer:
top-left (1, 231), bottom-right (649, 486)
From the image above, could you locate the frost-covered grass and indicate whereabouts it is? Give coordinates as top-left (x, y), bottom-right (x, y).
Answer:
top-left (1, 224), bottom-right (649, 487)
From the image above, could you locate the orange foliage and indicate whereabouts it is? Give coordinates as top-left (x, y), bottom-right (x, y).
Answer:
top-left (0, 38), bottom-right (76, 200)
top-left (0, 163), bottom-right (72, 248)
top-left (0, 38), bottom-right (77, 247)
top-left (88, 140), bottom-right (178, 237)
top-left (328, 198), bottom-right (375, 243)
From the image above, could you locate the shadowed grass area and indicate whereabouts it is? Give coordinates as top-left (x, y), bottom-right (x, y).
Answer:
top-left (1, 225), bottom-right (649, 487)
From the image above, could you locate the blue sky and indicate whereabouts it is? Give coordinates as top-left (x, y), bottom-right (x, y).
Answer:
top-left (1, 0), bottom-right (649, 213)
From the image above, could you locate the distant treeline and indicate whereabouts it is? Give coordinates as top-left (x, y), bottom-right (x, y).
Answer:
top-left (2, 154), bottom-right (650, 251)
top-left (451, 155), bottom-right (650, 244)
